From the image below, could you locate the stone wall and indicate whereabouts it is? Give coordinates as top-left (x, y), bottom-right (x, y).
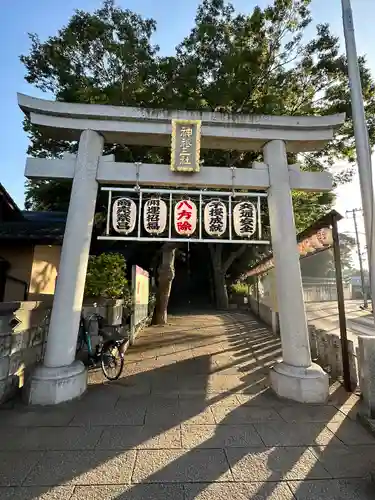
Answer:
top-left (302, 279), bottom-right (352, 303)
top-left (247, 296), bottom-right (280, 335)
top-left (248, 295), bottom-right (270, 324)
top-left (81, 299), bottom-right (126, 350)
top-left (0, 298), bottom-right (129, 403)
top-left (247, 294), bottom-right (361, 389)
top-left (0, 300), bottom-right (51, 403)
top-left (0, 296), bottom-right (153, 404)
top-left (308, 324), bottom-right (359, 388)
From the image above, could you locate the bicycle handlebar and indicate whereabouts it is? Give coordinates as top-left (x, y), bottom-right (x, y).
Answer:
top-left (81, 312), bottom-right (105, 330)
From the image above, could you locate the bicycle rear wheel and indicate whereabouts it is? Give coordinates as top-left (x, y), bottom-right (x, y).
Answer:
top-left (100, 340), bottom-right (124, 380)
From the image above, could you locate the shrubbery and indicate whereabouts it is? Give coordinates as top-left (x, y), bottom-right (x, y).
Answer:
top-left (84, 253), bottom-right (130, 299)
top-left (229, 282), bottom-right (249, 297)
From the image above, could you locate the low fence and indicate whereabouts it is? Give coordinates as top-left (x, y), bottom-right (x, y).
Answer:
top-left (0, 300), bottom-right (51, 403)
top-left (0, 298), bottom-right (141, 404)
top-left (302, 277), bottom-right (352, 303)
top-left (233, 289), bottom-right (375, 416)
top-left (0, 299), bottom-right (127, 403)
top-left (80, 299), bottom-right (126, 351)
top-left (247, 295), bottom-right (279, 334)
top-left (308, 324), bottom-right (359, 388)
top-left (246, 294), bottom-right (360, 389)
top-left (130, 265), bottom-right (150, 344)
top-left (0, 264), bottom-right (152, 404)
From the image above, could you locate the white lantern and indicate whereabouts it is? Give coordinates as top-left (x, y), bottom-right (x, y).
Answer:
top-left (305, 239), bottom-right (316, 253)
top-left (204, 200), bottom-right (227, 237)
top-left (174, 199), bottom-right (197, 236)
top-left (308, 234), bottom-right (324, 250)
top-left (143, 198), bottom-right (167, 235)
top-left (233, 201), bottom-right (256, 238)
top-left (300, 239), bottom-right (314, 255)
top-left (298, 240), bottom-right (308, 256)
top-left (112, 197), bottom-right (137, 234)
top-left (316, 227), bottom-right (333, 247)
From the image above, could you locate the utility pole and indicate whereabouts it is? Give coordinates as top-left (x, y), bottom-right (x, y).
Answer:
top-left (346, 208), bottom-right (368, 309)
top-left (341, 0), bottom-right (375, 312)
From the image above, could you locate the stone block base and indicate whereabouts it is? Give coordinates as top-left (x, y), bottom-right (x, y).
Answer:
top-left (24, 360), bottom-right (87, 405)
top-left (358, 336), bottom-right (375, 418)
top-left (270, 361), bottom-right (329, 403)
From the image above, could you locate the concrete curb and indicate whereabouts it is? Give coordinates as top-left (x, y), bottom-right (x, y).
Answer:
top-left (357, 411), bottom-right (375, 438)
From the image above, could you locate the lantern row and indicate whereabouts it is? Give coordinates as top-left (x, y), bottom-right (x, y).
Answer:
top-left (247, 227), bottom-right (334, 277)
top-left (112, 197), bottom-right (257, 238)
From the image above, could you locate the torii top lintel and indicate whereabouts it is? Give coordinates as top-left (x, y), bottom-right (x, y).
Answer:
top-left (18, 93), bottom-right (345, 154)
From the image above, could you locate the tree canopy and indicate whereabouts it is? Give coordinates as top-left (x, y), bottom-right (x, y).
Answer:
top-left (20, 0), bottom-right (375, 305)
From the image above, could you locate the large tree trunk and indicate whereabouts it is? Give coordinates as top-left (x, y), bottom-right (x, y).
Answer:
top-left (152, 243), bottom-right (177, 325)
top-left (213, 268), bottom-right (229, 310)
top-left (209, 243), bottom-right (247, 310)
top-left (209, 244), bottom-right (229, 310)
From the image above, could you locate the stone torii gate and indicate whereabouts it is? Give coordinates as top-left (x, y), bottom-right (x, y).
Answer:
top-left (18, 93), bottom-right (345, 405)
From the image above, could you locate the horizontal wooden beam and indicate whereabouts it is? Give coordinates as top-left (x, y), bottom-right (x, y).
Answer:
top-left (25, 158), bottom-right (332, 192)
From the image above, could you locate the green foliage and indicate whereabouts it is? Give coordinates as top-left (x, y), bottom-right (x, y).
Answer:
top-left (229, 282), bottom-right (248, 297)
top-left (84, 252), bottom-right (129, 299)
top-left (20, 0), bottom-right (375, 278)
top-left (122, 286), bottom-right (134, 316)
top-left (25, 180), bottom-right (72, 211)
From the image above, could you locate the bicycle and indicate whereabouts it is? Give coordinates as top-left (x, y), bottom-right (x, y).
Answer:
top-left (76, 304), bottom-right (127, 381)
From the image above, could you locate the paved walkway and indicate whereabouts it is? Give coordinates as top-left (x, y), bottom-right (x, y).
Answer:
top-left (1, 312), bottom-right (375, 499)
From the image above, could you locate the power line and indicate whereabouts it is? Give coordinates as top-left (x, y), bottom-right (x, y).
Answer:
top-left (346, 208), bottom-right (368, 308)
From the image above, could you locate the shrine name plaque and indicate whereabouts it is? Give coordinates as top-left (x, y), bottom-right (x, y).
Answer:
top-left (171, 119), bottom-right (201, 173)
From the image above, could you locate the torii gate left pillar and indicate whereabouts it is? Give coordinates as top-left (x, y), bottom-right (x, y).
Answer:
top-left (28, 130), bottom-right (104, 404)
top-left (18, 93), bottom-right (345, 405)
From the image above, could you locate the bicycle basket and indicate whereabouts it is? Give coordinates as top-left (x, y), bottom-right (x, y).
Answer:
top-left (101, 325), bottom-right (128, 341)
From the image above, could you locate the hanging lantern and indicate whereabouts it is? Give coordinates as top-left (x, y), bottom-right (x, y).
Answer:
top-left (143, 198), bottom-right (167, 235)
top-left (308, 234), bottom-right (324, 250)
top-left (299, 239), bottom-right (314, 256)
top-left (298, 240), bottom-right (308, 256)
top-left (204, 200), bottom-right (227, 237)
top-left (233, 201), bottom-right (256, 238)
top-left (174, 199), bottom-right (197, 236)
top-left (112, 198), bottom-right (137, 234)
top-left (316, 227), bottom-right (333, 247)
top-left (305, 239), bottom-right (316, 253)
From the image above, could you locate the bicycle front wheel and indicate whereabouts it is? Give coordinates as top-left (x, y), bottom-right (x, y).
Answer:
top-left (100, 341), bottom-right (124, 381)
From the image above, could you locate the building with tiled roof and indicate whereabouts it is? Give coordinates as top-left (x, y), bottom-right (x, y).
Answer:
top-left (0, 184), bottom-right (66, 301)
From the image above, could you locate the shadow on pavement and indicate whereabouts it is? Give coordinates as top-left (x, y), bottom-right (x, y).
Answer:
top-left (0, 312), bottom-right (374, 499)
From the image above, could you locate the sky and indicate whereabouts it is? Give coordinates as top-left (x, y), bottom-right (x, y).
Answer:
top-left (1, 0), bottom-right (374, 268)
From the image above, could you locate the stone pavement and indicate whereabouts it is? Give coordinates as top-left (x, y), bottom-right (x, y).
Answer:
top-left (1, 311), bottom-right (375, 499)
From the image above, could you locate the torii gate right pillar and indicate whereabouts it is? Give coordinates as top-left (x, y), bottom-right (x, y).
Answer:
top-left (264, 140), bottom-right (329, 403)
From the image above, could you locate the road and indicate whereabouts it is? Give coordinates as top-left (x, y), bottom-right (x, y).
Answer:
top-left (305, 300), bottom-right (373, 346)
